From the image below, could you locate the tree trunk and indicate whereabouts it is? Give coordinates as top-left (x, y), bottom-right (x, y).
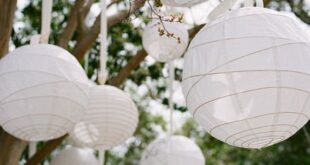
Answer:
top-left (0, 0), bottom-right (17, 58)
top-left (0, 127), bottom-right (27, 165)
top-left (0, 1), bottom-right (27, 165)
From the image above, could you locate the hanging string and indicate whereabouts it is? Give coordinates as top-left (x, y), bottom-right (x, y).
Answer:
top-left (244, 0), bottom-right (254, 7)
top-left (303, 127), bottom-right (310, 147)
top-left (27, 0), bottom-right (53, 158)
top-left (98, 0), bottom-right (107, 164)
top-left (168, 61), bottom-right (174, 136)
top-left (99, 149), bottom-right (105, 165)
top-left (28, 142), bottom-right (37, 158)
top-left (255, 0), bottom-right (264, 7)
top-left (98, 0), bottom-right (108, 85)
top-left (40, 0), bottom-right (53, 43)
top-left (84, 53), bottom-right (89, 73)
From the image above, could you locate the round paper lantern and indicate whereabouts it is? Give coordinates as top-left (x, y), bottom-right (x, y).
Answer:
top-left (182, 7), bottom-right (310, 149)
top-left (70, 85), bottom-right (139, 150)
top-left (142, 20), bottom-right (189, 62)
top-left (0, 44), bottom-right (89, 141)
top-left (161, 0), bottom-right (207, 7)
top-left (140, 135), bottom-right (205, 165)
top-left (51, 147), bottom-right (99, 165)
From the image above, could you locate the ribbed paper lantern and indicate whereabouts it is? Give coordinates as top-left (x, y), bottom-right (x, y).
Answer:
top-left (70, 85), bottom-right (138, 150)
top-left (182, 7), bottom-right (310, 149)
top-left (0, 44), bottom-right (89, 141)
top-left (140, 135), bottom-right (205, 165)
top-left (51, 147), bottom-right (99, 165)
top-left (142, 20), bottom-right (189, 62)
top-left (161, 0), bottom-right (207, 7)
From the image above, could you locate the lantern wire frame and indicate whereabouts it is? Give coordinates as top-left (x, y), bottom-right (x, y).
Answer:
top-left (181, 0), bottom-right (310, 149)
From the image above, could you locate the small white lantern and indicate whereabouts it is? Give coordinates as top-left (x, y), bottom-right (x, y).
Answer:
top-left (182, 7), bottom-right (310, 149)
top-left (70, 85), bottom-right (139, 150)
top-left (0, 44), bottom-right (89, 141)
top-left (140, 135), bottom-right (205, 165)
top-left (161, 0), bottom-right (207, 7)
top-left (142, 20), bottom-right (189, 62)
top-left (50, 147), bottom-right (100, 165)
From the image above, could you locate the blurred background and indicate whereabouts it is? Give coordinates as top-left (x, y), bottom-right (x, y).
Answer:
top-left (6, 0), bottom-right (310, 164)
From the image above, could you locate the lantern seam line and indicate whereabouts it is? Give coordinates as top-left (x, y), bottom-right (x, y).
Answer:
top-left (183, 41), bottom-right (310, 81)
top-left (0, 70), bottom-right (89, 97)
top-left (14, 126), bottom-right (66, 136)
top-left (13, 125), bottom-right (67, 140)
top-left (288, 93), bottom-right (310, 137)
top-left (0, 95), bottom-right (86, 109)
top-left (225, 124), bottom-right (297, 143)
top-left (183, 42), bottom-right (310, 100)
top-left (1, 113), bottom-right (77, 128)
top-left (192, 87), bottom-right (310, 117)
top-left (187, 36), bottom-right (299, 50)
top-left (6, 51), bottom-right (81, 67)
top-left (184, 70), bottom-right (310, 104)
top-left (185, 68), bottom-right (310, 102)
top-left (232, 130), bottom-right (293, 146)
top-left (205, 112), bottom-right (309, 134)
top-left (0, 80), bottom-right (68, 103)
top-left (240, 135), bottom-right (285, 148)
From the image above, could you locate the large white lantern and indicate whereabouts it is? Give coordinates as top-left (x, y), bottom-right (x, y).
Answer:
top-left (0, 44), bottom-right (89, 141)
top-left (50, 147), bottom-right (99, 165)
top-left (182, 7), bottom-right (310, 149)
top-left (142, 20), bottom-right (189, 62)
top-left (70, 85), bottom-right (139, 150)
top-left (140, 135), bottom-right (205, 165)
top-left (161, 0), bottom-right (207, 7)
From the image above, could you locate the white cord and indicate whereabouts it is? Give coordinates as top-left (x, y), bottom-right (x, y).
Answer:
top-left (97, 1), bottom-right (108, 161)
top-left (27, 1), bottom-right (52, 156)
top-left (168, 61), bottom-right (174, 136)
top-left (255, 0), bottom-right (264, 7)
top-left (40, 0), bottom-right (53, 43)
top-left (98, 0), bottom-right (108, 84)
top-left (244, 0), bottom-right (254, 7)
top-left (29, 142), bottom-right (37, 157)
top-left (303, 127), bottom-right (310, 147)
top-left (99, 149), bottom-right (105, 165)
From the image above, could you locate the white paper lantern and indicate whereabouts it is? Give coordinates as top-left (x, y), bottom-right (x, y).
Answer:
top-left (140, 135), bottom-right (205, 165)
top-left (0, 44), bottom-right (89, 141)
top-left (51, 147), bottom-right (99, 165)
top-left (161, 0), bottom-right (207, 7)
top-left (142, 20), bottom-right (189, 62)
top-left (182, 7), bottom-right (310, 149)
top-left (70, 85), bottom-right (139, 150)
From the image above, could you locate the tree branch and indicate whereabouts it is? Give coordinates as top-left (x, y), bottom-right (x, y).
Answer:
top-left (72, 0), bottom-right (147, 60)
top-left (287, 0), bottom-right (310, 24)
top-left (0, 127), bottom-right (27, 165)
top-left (0, 0), bottom-right (17, 58)
top-left (108, 49), bottom-right (148, 86)
top-left (57, 0), bottom-right (94, 48)
top-left (108, 25), bottom-right (204, 86)
top-left (25, 135), bottom-right (67, 165)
